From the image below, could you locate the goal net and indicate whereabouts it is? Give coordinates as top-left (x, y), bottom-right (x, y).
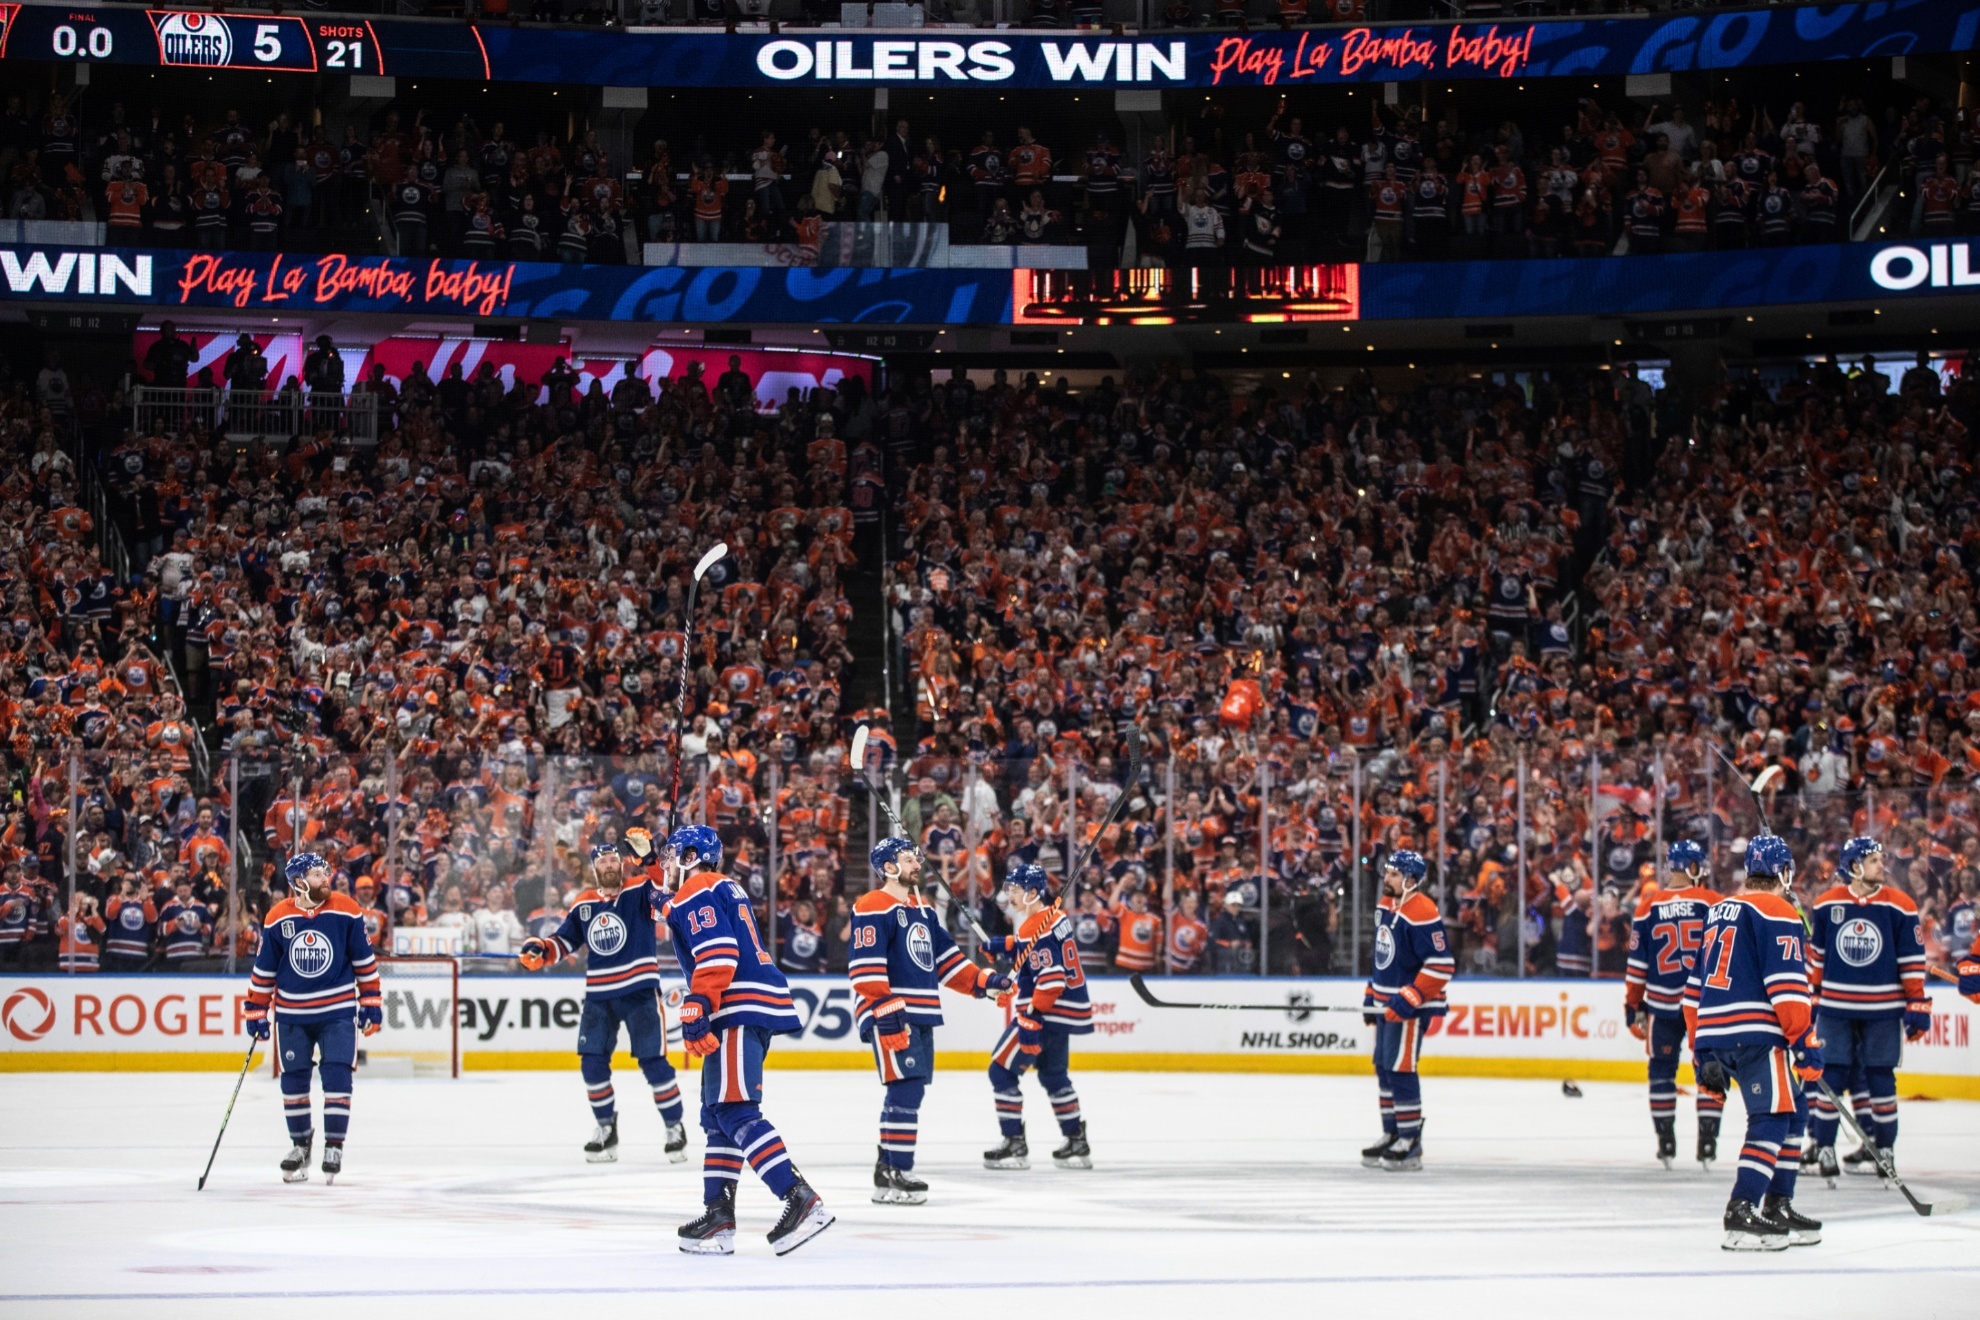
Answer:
top-left (364, 956), bottom-right (461, 1078)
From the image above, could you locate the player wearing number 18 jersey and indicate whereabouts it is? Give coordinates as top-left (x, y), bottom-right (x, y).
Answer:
top-left (983, 864), bottom-right (1093, 1171)
top-left (1623, 841), bottom-right (1725, 1169)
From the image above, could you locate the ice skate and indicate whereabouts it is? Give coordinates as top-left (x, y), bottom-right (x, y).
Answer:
top-left (767, 1177), bottom-right (833, 1255)
top-left (1379, 1134), bottom-right (1423, 1171)
top-left (320, 1144), bottom-right (342, 1184)
top-left (1721, 1199), bottom-right (1789, 1252)
top-left (1762, 1195), bottom-right (1821, 1246)
top-left (1841, 1141), bottom-right (1879, 1176)
top-left (1654, 1117), bottom-right (1676, 1170)
top-left (1811, 1144), bottom-right (1839, 1187)
top-left (1696, 1116), bottom-right (1720, 1172)
top-left (280, 1135), bottom-right (312, 1184)
top-left (678, 1184), bottom-right (736, 1256)
top-left (1051, 1122), bottom-right (1092, 1170)
top-left (663, 1122), bottom-right (689, 1164)
top-left (872, 1150), bottom-right (928, 1205)
top-left (584, 1118), bottom-right (619, 1164)
top-left (984, 1129), bottom-right (1029, 1170)
top-left (1362, 1136), bottom-right (1396, 1169)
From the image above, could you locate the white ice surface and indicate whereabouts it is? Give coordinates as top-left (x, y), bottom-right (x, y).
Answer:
top-left (2, 1069), bottom-right (1976, 1319)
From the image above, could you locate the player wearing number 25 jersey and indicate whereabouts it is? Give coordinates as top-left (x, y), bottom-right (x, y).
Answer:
top-left (1623, 840), bottom-right (1724, 1168)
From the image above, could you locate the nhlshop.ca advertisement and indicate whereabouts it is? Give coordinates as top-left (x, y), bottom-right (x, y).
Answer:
top-left (4, 975), bottom-right (1975, 1095)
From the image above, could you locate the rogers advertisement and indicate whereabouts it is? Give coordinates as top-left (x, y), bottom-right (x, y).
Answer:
top-left (130, 330), bottom-right (875, 414)
top-left (6, 976), bottom-right (1975, 1094)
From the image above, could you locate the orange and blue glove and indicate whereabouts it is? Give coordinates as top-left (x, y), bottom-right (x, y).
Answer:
top-left (976, 969), bottom-right (1013, 999)
top-left (1960, 954), bottom-right (1980, 1003)
top-left (1016, 1013), bottom-right (1043, 1055)
top-left (518, 937), bottom-right (555, 971)
top-left (245, 1002), bottom-right (270, 1040)
top-left (358, 1001), bottom-right (382, 1036)
top-left (679, 993), bottom-right (719, 1058)
top-left (1903, 999), bottom-right (1932, 1041)
top-left (873, 997), bottom-right (910, 1053)
top-left (1384, 985), bottom-right (1424, 1023)
top-left (1792, 1038), bottom-right (1825, 1084)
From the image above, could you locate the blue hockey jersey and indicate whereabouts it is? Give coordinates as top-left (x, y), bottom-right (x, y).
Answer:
top-left (664, 871), bottom-right (801, 1034)
top-left (1806, 884), bottom-right (1926, 1019)
top-left (1001, 906), bottom-right (1092, 1033)
top-left (248, 893), bottom-right (381, 1024)
top-left (1683, 892), bottom-right (1812, 1049)
top-left (1366, 891), bottom-right (1455, 1015)
top-left (1624, 885), bottom-right (1716, 1019)
top-left (848, 887), bottom-right (988, 1038)
top-left (540, 878), bottom-right (665, 1000)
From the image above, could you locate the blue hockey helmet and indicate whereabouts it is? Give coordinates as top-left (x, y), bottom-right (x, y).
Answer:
top-left (285, 851), bottom-right (328, 885)
top-left (869, 835), bottom-right (917, 876)
top-left (1839, 835), bottom-right (1882, 877)
top-left (1384, 849), bottom-right (1428, 883)
top-left (670, 824), bottom-right (722, 870)
top-left (590, 841), bottom-right (621, 863)
top-left (1744, 834), bottom-right (1794, 881)
top-left (1666, 839), bottom-right (1706, 873)
top-left (1003, 863), bottom-right (1051, 897)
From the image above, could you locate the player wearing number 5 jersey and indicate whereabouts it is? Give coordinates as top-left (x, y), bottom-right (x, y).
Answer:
top-left (1623, 841), bottom-right (1724, 1170)
top-left (1360, 849), bottom-right (1453, 1172)
top-left (983, 864), bottom-right (1094, 1171)
top-left (851, 836), bottom-right (1009, 1204)
top-left (662, 825), bottom-right (830, 1257)
top-left (517, 832), bottom-right (688, 1165)
top-left (1684, 836), bottom-right (1822, 1251)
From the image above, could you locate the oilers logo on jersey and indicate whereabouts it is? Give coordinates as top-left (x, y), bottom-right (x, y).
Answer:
top-left (288, 928), bottom-right (335, 978)
top-left (1833, 918), bottom-right (1882, 967)
top-left (906, 923), bottom-right (934, 971)
top-left (586, 912), bottom-right (628, 957)
top-left (118, 906), bottom-right (145, 934)
top-left (179, 910), bottom-right (203, 934)
top-left (1374, 925), bottom-right (1396, 969)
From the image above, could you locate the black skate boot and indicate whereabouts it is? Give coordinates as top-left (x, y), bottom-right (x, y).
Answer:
top-left (321, 1144), bottom-right (343, 1185)
top-left (1841, 1140), bottom-right (1878, 1176)
top-left (872, 1149), bottom-right (929, 1205)
top-left (280, 1134), bottom-right (312, 1184)
top-left (1811, 1144), bottom-right (1840, 1187)
top-left (678, 1183), bottom-right (737, 1256)
top-left (1379, 1133), bottom-right (1423, 1172)
top-left (1052, 1122), bottom-right (1092, 1170)
top-left (1762, 1194), bottom-right (1822, 1246)
top-left (767, 1177), bottom-right (833, 1256)
top-left (1696, 1116), bottom-right (1720, 1171)
top-left (1654, 1117), bottom-right (1677, 1170)
top-left (1362, 1135), bottom-right (1397, 1169)
top-left (584, 1118), bottom-right (619, 1164)
top-left (1721, 1198), bottom-right (1789, 1252)
top-left (663, 1122), bottom-right (689, 1164)
top-left (984, 1128), bottom-right (1029, 1170)
top-left (1868, 1146), bottom-right (1896, 1184)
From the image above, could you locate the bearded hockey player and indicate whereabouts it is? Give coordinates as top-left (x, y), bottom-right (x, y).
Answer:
top-left (1360, 849), bottom-right (1454, 1172)
top-left (1623, 840), bottom-right (1725, 1169)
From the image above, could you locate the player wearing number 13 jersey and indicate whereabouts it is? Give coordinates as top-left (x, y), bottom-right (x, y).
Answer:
top-left (983, 864), bottom-right (1093, 1172)
top-left (1623, 840), bottom-right (1725, 1170)
top-left (662, 825), bottom-right (830, 1257)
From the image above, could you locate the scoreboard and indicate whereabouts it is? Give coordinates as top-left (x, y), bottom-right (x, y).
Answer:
top-left (0, 3), bottom-right (491, 78)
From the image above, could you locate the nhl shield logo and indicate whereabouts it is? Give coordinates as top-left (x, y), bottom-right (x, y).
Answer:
top-left (906, 922), bottom-right (935, 972)
top-left (155, 12), bottom-right (235, 66)
top-left (587, 911), bottom-right (628, 957)
top-left (1834, 918), bottom-right (1883, 967)
top-left (288, 929), bottom-right (335, 979)
top-left (1373, 925), bottom-right (1397, 969)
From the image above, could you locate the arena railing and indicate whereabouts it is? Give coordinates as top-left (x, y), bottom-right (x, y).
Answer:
top-left (130, 387), bottom-right (380, 447)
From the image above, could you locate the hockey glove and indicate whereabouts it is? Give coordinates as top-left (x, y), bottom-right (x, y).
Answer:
top-left (873, 997), bottom-right (911, 1053)
top-left (1903, 999), bottom-right (1933, 1042)
top-left (358, 1002), bottom-right (382, 1036)
top-left (623, 827), bottom-right (654, 861)
top-left (978, 969), bottom-right (1014, 999)
top-left (678, 994), bottom-right (719, 1059)
top-left (245, 1005), bottom-right (270, 1041)
top-left (1694, 1057), bottom-right (1728, 1096)
top-left (518, 937), bottom-right (556, 972)
top-left (1624, 1002), bottom-right (1648, 1041)
top-left (1960, 956), bottom-right (1980, 1003)
top-left (1016, 1013), bottom-right (1043, 1055)
top-left (1792, 1039), bottom-right (1825, 1084)
top-left (1361, 992), bottom-right (1380, 1027)
top-left (1384, 985), bottom-right (1423, 1023)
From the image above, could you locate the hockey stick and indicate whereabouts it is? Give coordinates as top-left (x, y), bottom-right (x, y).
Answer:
top-left (1707, 742), bottom-right (1780, 837)
top-left (1000, 725), bottom-right (1147, 970)
top-left (1812, 1076), bottom-right (1970, 1217)
top-left (849, 724), bottom-right (1001, 951)
top-left (196, 1036), bottom-right (262, 1191)
top-left (1926, 964), bottom-right (1960, 986)
top-left (665, 542), bottom-right (729, 837)
top-left (1128, 971), bottom-right (1366, 1014)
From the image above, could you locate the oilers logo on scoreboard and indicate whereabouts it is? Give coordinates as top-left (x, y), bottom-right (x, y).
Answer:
top-left (906, 921), bottom-right (934, 972)
top-left (155, 12), bottom-right (233, 66)
top-left (586, 911), bottom-right (628, 957)
top-left (1833, 917), bottom-right (1883, 967)
top-left (288, 928), bottom-right (335, 978)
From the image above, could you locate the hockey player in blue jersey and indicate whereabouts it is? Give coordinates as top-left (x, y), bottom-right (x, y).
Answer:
top-left (662, 825), bottom-right (831, 1256)
top-left (1802, 836), bottom-right (1929, 1185)
top-left (1360, 849), bottom-right (1455, 1171)
top-left (1623, 840), bottom-right (1725, 1169)
top-left (245, 852), bottom-right (381, 1184)
top-left (982, 863), bottom-right (1094, 1171)
top-left (1685, 835), bottom-right (1822, 1251)
top-left (851, 836), bottom-right (1010, 1204)
top-left (517, 831), bottom-right (688, 1164)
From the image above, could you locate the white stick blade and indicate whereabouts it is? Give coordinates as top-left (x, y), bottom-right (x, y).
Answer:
top-left (693, 543), bottom-right (729, 581)
top-left (1751, 765), bottom-right (1784, 794)
top-left (849, 725), bottom-right (869, 770)
top-left (1926, 1193), bottom-right (1970, 1217)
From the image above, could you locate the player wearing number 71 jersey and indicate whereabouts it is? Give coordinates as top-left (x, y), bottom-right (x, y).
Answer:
top-left (662, 825), bottom-right (832, 1257)
top-left (1684, 835), bottom-right (1822, 1252)
top-left (1623, 840), bottom-right (1725, 1170)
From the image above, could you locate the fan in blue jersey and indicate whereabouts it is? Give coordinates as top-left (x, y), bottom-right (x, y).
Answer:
top-left (982, 863), bottom-right (1095, 1172)
top-left (1684, 835), bottom-right (1823, 1251)
top-left (246, 852), bottom-right (381, 1184)
top-left (1960, 930), bottom-right (1980, 1002)
top-left (662, 825), bottom-right (831, 1257)
top-left (1622, 839), bottom-right (1725, 1170)
top-left (851, 836), bottom-right (1010, 1204)
top-left (1359, 849), bottom-right (1454, 1172)
top-left (516, 834), bottom-right (687, 1164)
top-left (1803, 836), bottom-right (1929, 1185)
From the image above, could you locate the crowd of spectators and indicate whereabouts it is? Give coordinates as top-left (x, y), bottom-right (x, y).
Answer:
top-left (2, 337), bottom-right (1977, 985)
top-left (7, 84), bottom-right (1972, 268)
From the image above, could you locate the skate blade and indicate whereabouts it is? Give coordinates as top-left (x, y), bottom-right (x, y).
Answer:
top-left (678, 1232), bottom-right (735, 1256)
top-left (871, 1187), bottom-right (928, 1205)
top-left (1659, 1156), bottom-right (1674, 1171)
top-left (585, 1150), bottom-right (619, 1164)
top-left (1052, 1155), bottom-right (1093, 1170)
top-left (1788, 1229), bottom-right (1822, 1246)
top-left (1360, 1155), bottom-right (1386, 1169)
top-left (1824, 1176), bottom-right (1838, 1189)
top-left (1721, 1231), bottom-right (1790, 1252)
top-left (1698, 1159), bottom-right (1715, 1173)
top-left (666, 1149), bottom-right (689, 1164)
top-left (282, 1169), bottom-right (309, 1184)
top-left (770, 1206), bottom-right (834, 1256)
top-left (984, 1159), bottom-right (1029, 1170)
top-left (1381, 1159), bottom-right (1423, 1172)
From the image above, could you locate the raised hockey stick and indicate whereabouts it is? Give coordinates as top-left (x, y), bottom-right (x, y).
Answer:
top-left (1812, 1076), bottom-right (1970, 1217)
top-left (665, 541), bottom-right (729, 837)
top-left (1926, 964), bottom-right (1960, 986)
top-left (1129, 972), bottom-right (1366, 1013)
top-left (849, 724), bottom-right (1001, 951)
top-left (196, 1035), bottom-right (263, 1191)
top-left (1707, 741), bottom-right (1780, 837)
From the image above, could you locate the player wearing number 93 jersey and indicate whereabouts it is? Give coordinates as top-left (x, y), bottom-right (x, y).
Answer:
top-left (1623, 840), bottom-right (1725, 1169)
top-left (982, 863), bottom-right (1093, 1172)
